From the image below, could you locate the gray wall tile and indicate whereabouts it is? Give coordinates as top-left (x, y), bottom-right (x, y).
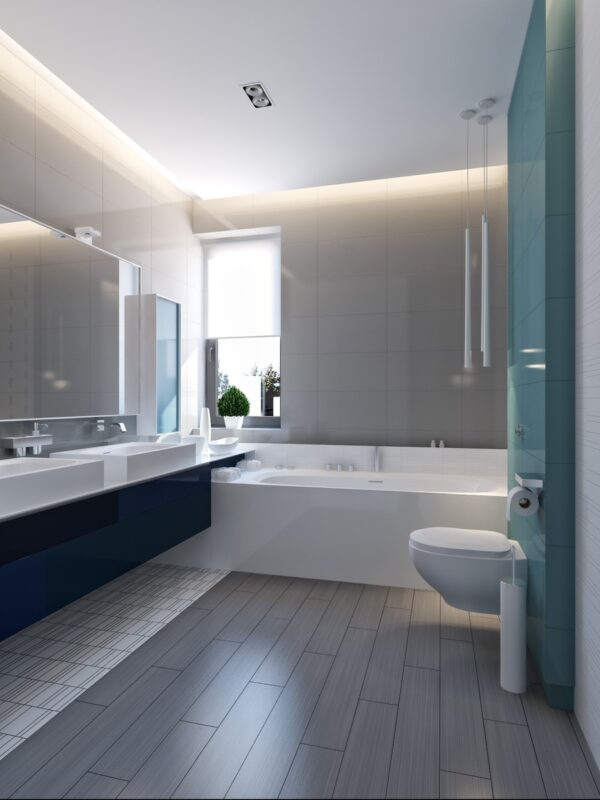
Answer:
top-left (197, 166), bottom-right (507, 447)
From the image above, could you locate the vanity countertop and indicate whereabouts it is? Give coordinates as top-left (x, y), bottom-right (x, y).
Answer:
top-left (0, 445), bottom-right (255, 524)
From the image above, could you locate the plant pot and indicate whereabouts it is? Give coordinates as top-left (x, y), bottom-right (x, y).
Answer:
top-left (224, 416), bottom-right (245, 430)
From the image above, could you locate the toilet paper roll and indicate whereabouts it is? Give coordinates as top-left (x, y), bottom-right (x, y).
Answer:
top-left (506, 486), bottom-right (539, 521)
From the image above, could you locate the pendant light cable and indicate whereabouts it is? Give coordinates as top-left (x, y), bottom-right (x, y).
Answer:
top-left (461, 108), bottom-right (476, 370)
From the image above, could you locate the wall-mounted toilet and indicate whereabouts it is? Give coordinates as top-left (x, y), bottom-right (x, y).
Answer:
top-left (409, 527), bottom-right (527, 614)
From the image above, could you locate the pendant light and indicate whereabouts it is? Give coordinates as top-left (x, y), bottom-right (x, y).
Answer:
top-left (478, 98), bottom-right (495, 368)
top-left (460, 109), bottom-right (476, 370)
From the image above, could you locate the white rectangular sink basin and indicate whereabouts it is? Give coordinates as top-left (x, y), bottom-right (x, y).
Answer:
top-left (0, 457), bottom-right (104, 518)
top-left (51, 442), bottom-right (197, 484)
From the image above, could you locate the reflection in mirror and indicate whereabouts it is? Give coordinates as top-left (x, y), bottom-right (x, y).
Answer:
top-left (156, 296), bottom-right (180, 434)
top-left (0, 206), bottom-right (140, 420)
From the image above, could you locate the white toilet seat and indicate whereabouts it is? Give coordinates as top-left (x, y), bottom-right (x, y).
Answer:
top-left (409, 526), bottom-right (527, 614)
top-left (410, 527), bottom-right (512, 558)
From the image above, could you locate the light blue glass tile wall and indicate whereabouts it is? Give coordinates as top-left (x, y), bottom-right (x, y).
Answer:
top-left (507, 0), bottom-right (575, 709)
top-left (156, 296), bottom-right (181, 434)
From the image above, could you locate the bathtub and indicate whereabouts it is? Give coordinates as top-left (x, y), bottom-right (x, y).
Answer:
top-left (245, 468), bottom-right (504, 495)
top-left (156, 446), bottom-right (507, 589)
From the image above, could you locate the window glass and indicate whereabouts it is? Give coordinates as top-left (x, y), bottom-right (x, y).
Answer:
top-left (218, 336), bottom-right (280, 418)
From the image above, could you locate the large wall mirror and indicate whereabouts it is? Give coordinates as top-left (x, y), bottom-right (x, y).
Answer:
top-left (0, 206), bottom-right (140, 420)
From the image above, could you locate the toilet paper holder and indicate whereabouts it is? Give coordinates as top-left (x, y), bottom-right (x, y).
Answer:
top-left (515, 472), bottom-right (544, 495)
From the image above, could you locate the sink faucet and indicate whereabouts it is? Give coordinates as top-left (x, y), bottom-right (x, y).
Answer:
top-left (111, 421), bottom-right (127, 433)
top-left (374, 446), bottom-right (380, 473)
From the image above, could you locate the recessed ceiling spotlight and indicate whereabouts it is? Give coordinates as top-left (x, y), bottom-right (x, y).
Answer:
top-left (242, 83), bottom-right (272, 108)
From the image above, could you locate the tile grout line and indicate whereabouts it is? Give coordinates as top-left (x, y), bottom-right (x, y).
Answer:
top-left (275, 582), bottom-right (357, 798)
top-left (466, 608), bottom-right (493, 788)
top-left (329, 591), bottom-right (383, 798)
top-left (206, 584), bottom-right (342, 799)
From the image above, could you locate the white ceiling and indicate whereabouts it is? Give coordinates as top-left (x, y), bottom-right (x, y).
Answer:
top-left (0, 0), bottom-right (532, 198)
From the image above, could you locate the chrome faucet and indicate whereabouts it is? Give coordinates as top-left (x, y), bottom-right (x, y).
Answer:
top-left (31, 422), bottom-right (49, 454)
top-left (374, 446), bottom-right (380, 473)
top-left (111, 421), bottom-right (127, 433)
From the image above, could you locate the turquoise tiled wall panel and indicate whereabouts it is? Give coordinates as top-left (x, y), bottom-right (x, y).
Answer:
top-left (508, 0), bottom-right (575, 708)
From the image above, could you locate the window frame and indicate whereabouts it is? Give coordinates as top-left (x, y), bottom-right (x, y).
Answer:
top-left (206, 337), bottom-right (281, 429)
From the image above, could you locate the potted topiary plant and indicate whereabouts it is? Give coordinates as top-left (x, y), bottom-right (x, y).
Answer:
top-left (218, 385), bottom-right (250, 430)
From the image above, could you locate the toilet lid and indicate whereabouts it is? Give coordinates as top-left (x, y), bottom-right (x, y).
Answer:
top-left (410, 527), bottom-right (512, 558)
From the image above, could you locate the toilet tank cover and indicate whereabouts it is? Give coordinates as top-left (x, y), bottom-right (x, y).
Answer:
top-left (409, 527), bottom-right (512, 558)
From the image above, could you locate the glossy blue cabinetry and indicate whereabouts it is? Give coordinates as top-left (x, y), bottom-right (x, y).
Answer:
top-left (0, 457), bottom-right (238, 641)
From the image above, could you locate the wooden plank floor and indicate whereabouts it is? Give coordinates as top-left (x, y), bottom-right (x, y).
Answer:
top-left (0, 572), bottom-right (598, 799)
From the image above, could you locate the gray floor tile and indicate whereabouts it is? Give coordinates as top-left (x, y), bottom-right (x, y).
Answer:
top-left (0, 701), bottom-right (102, 797)
top-left (523, 687), bottom-right (599, 798)
top-left (350, 585), bottom-right (388, 630)
top-left (64, 772), bottom-right (127, 798)
top-left (237, 573), bottom-right (272, 592)
top-left (268, 578), bottom-right (316, 619)
top-left (174, 682), bottom-right (281, 798)
top-left (333, 700), bottom-right (396, 799)
top-left (83, 607), bottom-right (209, 706)
top-left (226, 652), bottom-right (333, 799)
top-left (441, 599), bottom-right (472, 641)
top-left (306, 583), bottom-right (363, 656)
top-left (386, 587), bottom-right (414, 609)
top-left (439, 770), bottom-right (493, 799)
top-left (0, 674), bottom-right (82, 711)
top-left (309, 581), bottom-right (340, 602)
top-left (387, 666), bottom-right (439, 799)
top-left (485, 719), bottom-right (546, 799)
top-left (361, 607), bottom-right (410, 705)
top-left (93, 639), bottom-right (238, 780)
top-left (186, 616), bottom-right (287, 727)
top-left (213, 578), bottom-right (293, 644)
top-left (3, 572), bottom-right (595, 800)
top-left (405, 590), bottom-right (440, 670)
top-left (191, 572), bottom-right (250, 610)
top-left (470, 613), bottom-right (526, 725)
top-left (253, 598), bottom-right (328, 686)
top-left (303, 627), bottom-right (376, 751)
top-left (155, 591), bottom-right (253, 670)
top-left (280, 744), bottom-right (343, 800)
top-left (570, 713), bottom-right (600, 795)
top-left (119, 722), bottom-right (214, 799)
top-left (0, 734), bottom-right (23, 760)
top-left (12, 667), bottom-right (178, 798)
top-left (440, 639), bottom-right (489, 779)
top-left (0, 701), bottom-right (56, 737)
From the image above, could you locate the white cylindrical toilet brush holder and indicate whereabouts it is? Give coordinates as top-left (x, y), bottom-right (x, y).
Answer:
top-left (500, 577), bottom-right (527, 693)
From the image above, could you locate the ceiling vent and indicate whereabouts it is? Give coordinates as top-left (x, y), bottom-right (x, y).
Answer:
top-left (242, 83), bottom-right (272, 109)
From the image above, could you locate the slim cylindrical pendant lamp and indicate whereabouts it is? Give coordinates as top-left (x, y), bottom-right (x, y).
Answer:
top-left (478, 106), bottom-right (494, 368)
top-left (461, 109), bottom-right (476, 370)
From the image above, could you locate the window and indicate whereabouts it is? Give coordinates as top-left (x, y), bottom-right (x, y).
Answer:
top-left (204, 234), bottom-right (281, 427)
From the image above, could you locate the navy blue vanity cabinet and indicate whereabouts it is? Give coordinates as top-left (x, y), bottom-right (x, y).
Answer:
top-left (0, 456), bottom-right (241, 640)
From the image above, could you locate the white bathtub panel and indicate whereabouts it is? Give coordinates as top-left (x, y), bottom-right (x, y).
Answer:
top-left (156, 483), bottom-right (506, 588)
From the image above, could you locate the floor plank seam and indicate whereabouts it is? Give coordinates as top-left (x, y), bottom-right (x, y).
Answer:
top-left (330, 624), bottom-right (380, 797)
top-left (467, 620), bottom-right (493, 785)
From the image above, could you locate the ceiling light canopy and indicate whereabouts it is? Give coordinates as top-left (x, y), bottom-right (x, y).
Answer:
top-left (242, 83), bottom-right (273, 109)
